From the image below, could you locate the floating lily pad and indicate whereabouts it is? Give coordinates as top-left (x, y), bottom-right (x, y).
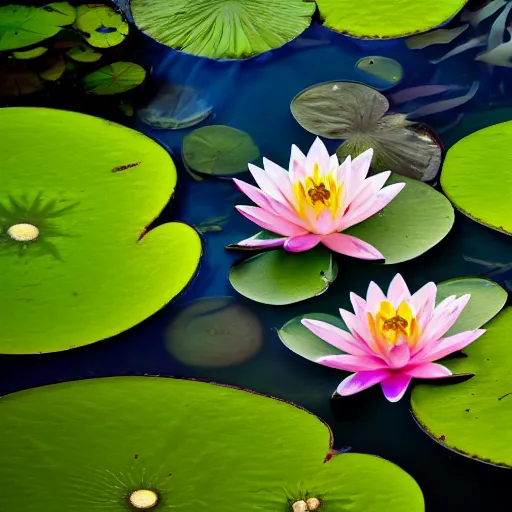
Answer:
top-left (39, 54), bottom-right (66, 81)
top-left (0, 377), bottom-right (425, 512)
top-left (12, 47), bottom-right (48, 60)
top-left (346, 175), bottom-right (454, 264)
top-left (166, 297), bottom-right (263, 367)
top-left (182, 126), bottom-right (260, 177)
top-left (0, 2), bottom-right (75, 51)
top-left (278, 277), bottom-right (506, 366)
top-left (74, 4), bottom-right (129, 48)
top-left (131, 0), bottom-right (316, 59)
top-left (229, 246), bottom-right (338, 305)
top-left (66, 44), bottom-right (102, 62)
top-left (411, 307), bottom-right (512, 467)
top-left (83, 62), bottom-right (146, 95)
top-left (316, 0), bottom-right (468, 38)
top-left (441, 121), bottom-right (512, 235)
top-left (0, 71), bottom-right (44, 97)
top-left (0, 108), bottom-right (201, 354)
top-left (291, 82), bottom-right (442, 181)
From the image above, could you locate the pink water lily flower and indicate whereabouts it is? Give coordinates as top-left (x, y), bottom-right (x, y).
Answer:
top-left (233, 137), bottom-right (405, 259)
top-left (302, 274), bottom-right (485, 402)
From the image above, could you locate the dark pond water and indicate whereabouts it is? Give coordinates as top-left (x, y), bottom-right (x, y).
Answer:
top-left (2, 1), bottom-right (512, 510)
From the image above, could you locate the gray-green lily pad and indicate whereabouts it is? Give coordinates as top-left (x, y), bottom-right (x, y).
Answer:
top-left (131, 0), bottom-right (316, 59)
top-left (278, 277), bottom-right (506, 367)
top-left (0, 107), bottom-right (201, 354)
top-left (346, 175), bottom-right (455, 264)
top-left (0, 2), bottom-right (75, 51)
top-left (166, 296), bottom-right (264, 367)
top-left (441, 121), bottom-right (512, 235)
top-left (39, 54), bottom-right (66, 81)
top-left (291, 81), bottom-right (442, 181)
top-left (83, 62), bottom-right (146, 95)
top-left (182, 126), bottom-right (260, 177)
top-left (12, 47), bottom-right (48, 60)
top-left (411, 307), bottom-right (512, 467)
top-left (0, 376), bottom-right (425, 512)
top-left (74, 4), bottom-right (129, 48)
top-left (229, 246), bottom-right (338, 305)
top-left (66, 44), bottom-right (102, 62)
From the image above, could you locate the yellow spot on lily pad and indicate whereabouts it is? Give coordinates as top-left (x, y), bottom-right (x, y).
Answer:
top-left (7, 223), bottom-right (39, 242)
top-left (129, 490), bottom-right (158, 509)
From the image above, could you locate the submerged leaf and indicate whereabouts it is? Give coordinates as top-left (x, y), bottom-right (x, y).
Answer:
top-left (131, 0), bottom-right (316, 59)
top-left (39, 54), bottom-right (66, 81)
top-left (0, 71), bottom-right (44, 97)
top-left (83, 62), bottom-right (146, 95)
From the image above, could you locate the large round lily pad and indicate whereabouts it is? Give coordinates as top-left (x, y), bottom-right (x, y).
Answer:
top-left (411, 307), bottom-right (512, 467)
top-left (229, 246), bottom-right (338, 305)
top-left (0, 2), bottom-right (76, 51)
top-left (131, 0), bottom-right (316, 59)
top-left (0, 377), bottom-right (425, 511)
top-left (291, 82), bottom-right (441, 181)
top-left (74, 4), bottom-right (129, 48)
top-left (441, 121), bottom-right (512, 235)
top-left (0, 108), bottom-right (201, 354)
top-left (346, 175), bottom-right (454, 264)
top-left (83, 62), bottom-right (146, 95)
top-left (182, 126), bottom-right (260, 177)
top-left (316, 0), bottom-right (468, 38)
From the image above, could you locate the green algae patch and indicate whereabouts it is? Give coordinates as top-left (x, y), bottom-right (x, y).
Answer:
top-left (0, 108), bottom-right (201, 354)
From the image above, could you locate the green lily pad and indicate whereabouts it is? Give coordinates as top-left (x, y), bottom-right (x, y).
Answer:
top-left (411, 307), bottom-right (512, 467)
top-left (441, 120), bottom-right (512, 235)
top-left (0, 377), bottom-right (425, 511)
top-left (12, 47), bottom-right (48, 60)
top-left (83, 62), bottom-right (146, 95)
top-left (131, 0), bottom-right (316, 59)
top-left (0, 107), bottom-right (201, 354)
top-left (316, 0), bottom-right (468, 38)
top-left (39, 54), bottom-right (66, 81)
top-left (229, 246), bottom-right (338, 305)
top-left (0, 2), bottom-right (75, 51)
top-left (182, 126), bottom-right (260, 177)
top-left (278, 277), bottom-right (506, 366)
top-left (291, 81), bottom-right (441, 181)
top-left (346, 175), bottom-right (455, 264)
top-left (74, 4), bottom-right (129, 48)
top-left (66, 44), bottom-right (102, 62)
top-left (166, 296), bottom-right (264, 367)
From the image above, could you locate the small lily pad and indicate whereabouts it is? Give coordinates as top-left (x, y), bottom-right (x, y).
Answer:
top-left (12, 47), bottom-right (48, 60)
top-left (0, 107), bottom-right (201, 354)
top-left (0, 2), bottom-right (75, 51)
top-left (83, 62), bottom-right (146, 95)
top-left (316, 0), bottom-right (469, 38)
top-left (0, 71), bottom-right (44, 97)
top-left (131, 0), bottom-right (316, 59)
top-left (441, 120), bottom-right (512, 234)
top-left (39, 54), bottom-right (66, 81)
top-left (0, 377), bottom-right (425, 512)
top-left (346, 175), bottom-right (454, 264)
top-left (74, 4), bottom-right (129, 48)
top-left (66, 44), bottom-right (102, 62)
top-left (182, 126), bottom-right (260, 177)
top-left (166, 297), bottom-right (263, 367)
top-left (411, 307), bottom-right (512, 467)
top-left (291, 82), bottom-right (442, 181)
top-left (229, 246), bottom-right (338, 305)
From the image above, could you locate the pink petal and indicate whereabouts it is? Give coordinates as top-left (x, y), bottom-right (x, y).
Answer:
top-left (387, 274), bottom-right (411, 307)
top-left (405, 362), bottom-right (452, 379)
top-left (349, 292), bottom-right (368, 316)
top-left (381, 373), bottom-right (412, 402)
top-left (416, 329), bottom-right (485, 363)
top-left (248, 163), bottom-right (282, 200)
top-left (339, 308), bottom-right (374, 345)
top-left (321, 233), bottom-right (384, 260)
top-left (284, 234), bottom-right (321, 252)
top-left (337, 154), bottom-right (351, 183)
top-left (388, 343), bottom-right (411, 368)
top-left (410, 282), bottom-right (437, 330)
top-left (344, 148), bottom-right (374, 206)
top-left (301, 318), bottom-right (369, 356)
top-left (233, 178), bottom-right (272, 210)
top-left (317, 354), bottom-right (388, 372)
top-left (422, 294), bottom-right (471, 343)
top-left (329, 153), bottom-right (339, 171)
top-left (236, 237), bottom-right (287, 249)
top-left (337, 370), bottom-right (390, 396)
top-left (306, 137), bottom-right (330, 174)
top-left (314, 208), bottom-right (336, 235)
top-left (262, 157), bottom-right (296, 205)
top-left (366, 281), bottom-right (387, 312)
top-left (289, 145), bottom-right (307, 182)
top-left (235, 205), bottom-right (307, 237)
top-left (340, 182), bottom-right (406, 231)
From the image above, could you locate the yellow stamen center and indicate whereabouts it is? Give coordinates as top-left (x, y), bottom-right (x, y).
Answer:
top-left (308, 183), bottom-right (331, 204)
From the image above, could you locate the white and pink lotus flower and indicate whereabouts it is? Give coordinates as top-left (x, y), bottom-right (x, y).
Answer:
top-left (233, 137), bottom-right (405, 259)
top-left (302, 274), bottom-right (485, 402)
